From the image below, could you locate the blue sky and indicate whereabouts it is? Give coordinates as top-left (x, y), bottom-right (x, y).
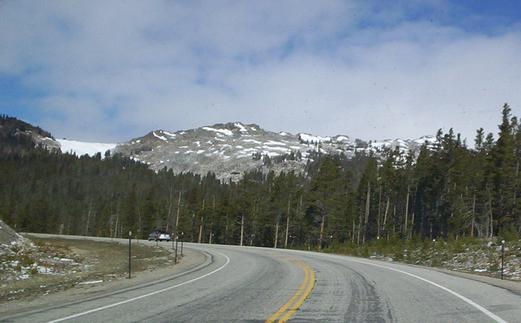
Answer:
top-left (1, 0), bottom-right (521, 142)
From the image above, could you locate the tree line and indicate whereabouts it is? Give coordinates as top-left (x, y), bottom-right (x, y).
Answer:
top-left (1, 104), bottom-right (520, 249)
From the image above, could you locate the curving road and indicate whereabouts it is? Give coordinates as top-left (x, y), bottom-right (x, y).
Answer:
top-left (3, 240), bottom-right (521, 322)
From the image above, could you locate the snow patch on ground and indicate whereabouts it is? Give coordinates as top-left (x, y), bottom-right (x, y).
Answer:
top-left (78, 280), bottom-right (103, 285)
top-left (263, 151), bottom-right (281, 157)
top-left (263, 146), bottom-right (290, 153)
top-left (239, 148), bottom-right (258, 154)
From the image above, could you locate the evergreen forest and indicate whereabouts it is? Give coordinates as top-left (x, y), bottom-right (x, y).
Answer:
top-left (1, 104), bottom-right (521, 249)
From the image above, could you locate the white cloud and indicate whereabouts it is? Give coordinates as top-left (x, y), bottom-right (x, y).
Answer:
top-left (1, 1), bottom-right (520, 142)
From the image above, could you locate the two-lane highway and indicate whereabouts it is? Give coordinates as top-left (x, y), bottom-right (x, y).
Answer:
top-left (3, 240), bottom-right (521, 322)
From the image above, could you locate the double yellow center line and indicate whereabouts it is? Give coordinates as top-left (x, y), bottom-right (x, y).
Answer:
top-left (266, 261), bottom-right (316, 323)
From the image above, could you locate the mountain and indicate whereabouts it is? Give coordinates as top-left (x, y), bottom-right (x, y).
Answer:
top-left (113, 122), bottom-right (436, 181)
top-left (0, 115), bottom-right (60, 154)
top-left (1, 116), bottom-right (436, 181)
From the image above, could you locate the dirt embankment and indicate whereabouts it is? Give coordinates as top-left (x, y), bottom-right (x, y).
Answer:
top-left (0, 219), bottom-right (25, 245)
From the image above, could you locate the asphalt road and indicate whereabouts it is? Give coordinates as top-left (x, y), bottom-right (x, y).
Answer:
top-left (3, 238), bottom-right (521, 323)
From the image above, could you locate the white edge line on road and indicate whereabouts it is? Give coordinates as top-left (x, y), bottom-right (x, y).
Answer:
top-left (47, 250), bottom-right (231, 323)
top-left (333, 256), bottom-right (508, 323)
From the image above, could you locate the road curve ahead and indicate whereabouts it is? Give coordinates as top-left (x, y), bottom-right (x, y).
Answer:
top-left (3, 241), bottom-right (521, 323)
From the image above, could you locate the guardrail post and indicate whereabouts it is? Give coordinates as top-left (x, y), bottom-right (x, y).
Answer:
top-left (181, 241), bottom-right (184, 257)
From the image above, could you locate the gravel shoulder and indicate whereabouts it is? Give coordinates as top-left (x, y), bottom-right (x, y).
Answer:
top-left (0, 235), bottom-right (206, 317)
top-left (428, 266), bottom-right (521, 296)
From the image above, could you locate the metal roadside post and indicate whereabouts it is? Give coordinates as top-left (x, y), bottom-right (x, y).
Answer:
top-left (179, 232), bottom-right (184, 257)
top-left (501, 240), bottom-right (505, 280)
top-left (128, 230), bottom-right (132, 279)
top-left (175, 238), bottom-right (178, 264)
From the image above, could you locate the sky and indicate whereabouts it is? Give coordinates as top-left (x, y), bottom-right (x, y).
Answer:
top-left (1, 0), bottom-right (521, 143)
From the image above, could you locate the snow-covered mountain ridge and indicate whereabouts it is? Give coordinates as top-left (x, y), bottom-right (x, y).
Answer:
top-left (32, 121), bottom-right (434, 181)
top-left (111, 122), bottom-right (436, 181)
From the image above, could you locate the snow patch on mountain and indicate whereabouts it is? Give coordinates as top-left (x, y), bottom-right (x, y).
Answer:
top-left (162, 130), bottom-right (177, 138)
top-left (57, 139), bottom-right (117, 158)
top-left (234, 122), bottom-right (248, 133)
top-left (298, 133), bottom-right (331, 143)
top-left (413, 136), bottom-right (438, 147)
top-left (265, 140), bottom-right (287, 146)
top-left (202, 127), bottom-right (233, 136)
top-left (335, 135), bottom-right (350, 142)
top-left (243, 139), bottom-right (262, 144)
top-left (152, 131), bottom-right (168, 141)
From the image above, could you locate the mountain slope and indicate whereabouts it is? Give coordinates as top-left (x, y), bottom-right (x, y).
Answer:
top-left (0, 115), bottom-right (117, 158)
top-left (0, 115), bottom-right (59, 154)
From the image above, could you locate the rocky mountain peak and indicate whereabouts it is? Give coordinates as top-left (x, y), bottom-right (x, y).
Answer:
top-left (113, 122), bottom-right (436, 181)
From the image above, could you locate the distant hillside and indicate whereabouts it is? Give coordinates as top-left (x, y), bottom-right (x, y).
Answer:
top-left (0, 115), bottom-right (59, 154)
top-left (0, 115), bottom-right (117, 158)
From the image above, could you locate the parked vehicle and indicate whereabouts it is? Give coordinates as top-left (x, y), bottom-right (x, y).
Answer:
top-left (148, 230), bottom-right (171, 242)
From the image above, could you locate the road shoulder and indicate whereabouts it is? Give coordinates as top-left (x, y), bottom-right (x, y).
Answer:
top-left (0, 245), bottom-right (207, 318)
top-left (427, 267), bottom-right (521, 296)
top-left (321, 249), bottom-right (521, 296)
